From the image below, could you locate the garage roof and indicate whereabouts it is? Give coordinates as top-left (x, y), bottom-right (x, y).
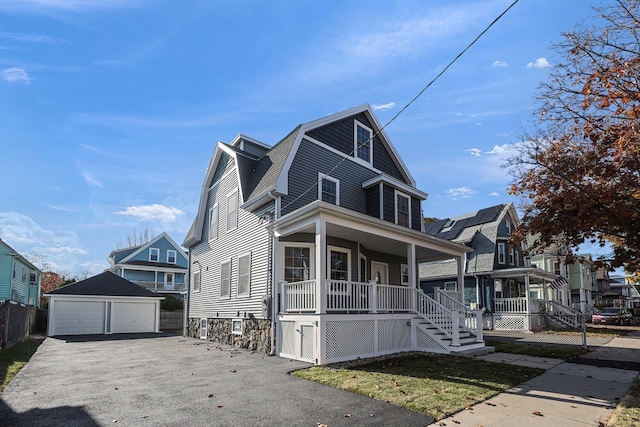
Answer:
top-left (46, 271), bottom-right (163, 298)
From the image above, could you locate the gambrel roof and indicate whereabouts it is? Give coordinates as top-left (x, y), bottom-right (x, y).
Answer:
top-left (184, 104), bottom-right (420, 247)
top-left (420, 203), bottom-right (519, 278)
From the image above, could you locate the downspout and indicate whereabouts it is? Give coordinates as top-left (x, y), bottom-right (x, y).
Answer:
top-left (267, 189), bottom-right (278, 356)
top-left (184, 251), bottom-right (191, 337)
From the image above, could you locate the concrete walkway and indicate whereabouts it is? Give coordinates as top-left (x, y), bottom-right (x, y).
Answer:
top-left (429, 334), bottom-right (640, 426)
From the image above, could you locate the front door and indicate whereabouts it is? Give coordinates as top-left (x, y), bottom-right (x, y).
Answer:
top-left (165, 273), bottom-right (174, 290)
top-left (370, 261), bottom-right (388, 285)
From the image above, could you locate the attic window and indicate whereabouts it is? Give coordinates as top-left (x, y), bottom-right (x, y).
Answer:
top-left (354, 120), bottom-right (373, 165)
top-left (443, 219), bottom-right (455, 229)
top-left (150, 248), bottom-right (159, 262)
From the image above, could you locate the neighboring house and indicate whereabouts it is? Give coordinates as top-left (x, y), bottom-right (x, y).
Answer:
top-left (605, 275), bottom-right (638, 308)
top-left (419, 204), bottom-right (569, 331)
top-left (0, 238), bottom-right (41, 307)
top-left (529, 252), bottom-right (598, 313)
top-left (184, 104), bottom-right (483, 365)
top-left (45, 271), bottom-right (164, 336)
top-left (108, 232), bottom-right (188, 298)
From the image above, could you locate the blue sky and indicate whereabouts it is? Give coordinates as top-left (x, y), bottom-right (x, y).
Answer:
top-left (0, 0), bottom-right (616, 277)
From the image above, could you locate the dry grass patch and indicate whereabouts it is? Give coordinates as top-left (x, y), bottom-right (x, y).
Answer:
top-left (606, 379), bottom-right (640, 427)
top-left (293, 353), bottom-right (543, 420)
top-left (0, 336), bottom-right (44, 393)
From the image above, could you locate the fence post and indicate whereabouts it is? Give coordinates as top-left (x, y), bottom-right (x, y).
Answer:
top-left (581, 314), bottom-right (587, 350)
top-left (451, 310), bottom-right (460, 346)
top-left (369, 280), bottom-right (378, 313)
top-left (474, 310), bottom-right (484, 342)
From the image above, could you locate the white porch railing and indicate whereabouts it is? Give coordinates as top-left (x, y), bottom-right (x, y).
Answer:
top-left (542, 300), bottom-right (582, 328)
top-left (280, 280), bottom-right (413, 314)
top-left (134, 281), bottom-right (186, 293)
top-left (494, 297), bottom-right (528, 313)
top-left (433, 288), bottom-right (483, 341)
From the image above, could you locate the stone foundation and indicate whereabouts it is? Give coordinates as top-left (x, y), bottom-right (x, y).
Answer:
top-left (187, 317), bottom-right (271, 353)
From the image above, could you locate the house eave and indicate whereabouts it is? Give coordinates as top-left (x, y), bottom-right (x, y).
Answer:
top-left (361, 175), bottom-right (428, 200)
top-left (490, 267), bottom-right (558, 281)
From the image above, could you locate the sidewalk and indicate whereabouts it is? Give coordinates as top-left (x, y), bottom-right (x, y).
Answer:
top-left (429, 335), bottom-right (640, 426)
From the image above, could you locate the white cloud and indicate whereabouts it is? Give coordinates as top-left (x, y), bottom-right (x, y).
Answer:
top-left (0, 0), bottom-right (138, 14)
top-left (526, 57), bottom-right (550, 68)
top-left (0, 211), bottom-right (95, 275)
top-left (116, 204), bottom-right (185, 222)
top-left (81, 171), bottom-right (103, 188)
top-left (465, 148), bottom-right (482, 157)
top-left (2, 67), bottom-right (30, 83)
top-left (446, 187), bottom-right (477, 200)
top-left (372, 102), bottom-right (397, 111)
top-left (493, 60), bottom-right (507, 67)
top-left (0, 32), bottom-right (62, 43)
top-left (489, 191), bottom-right (500, 197)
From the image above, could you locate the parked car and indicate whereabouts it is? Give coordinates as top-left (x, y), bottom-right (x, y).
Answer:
top-left (591, 307), bottom-right (633, 325)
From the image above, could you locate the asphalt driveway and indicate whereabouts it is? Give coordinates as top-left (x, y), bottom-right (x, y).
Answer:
top-left (1, 334), bottom-right (431, 426)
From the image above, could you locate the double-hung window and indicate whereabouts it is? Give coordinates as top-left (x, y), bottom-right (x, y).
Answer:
top-left (150, 248), bottom-right (159, 262)
top-left (237, 253), bottom-right (251, 296)
top-left (209, 203), bottom-right (218, 240)
top-left (167, 250), bottom-right (177, 264)
top-left (329, 246), bottom-right (350, 281)
top-left (284, 246), bottom-right (311, 283)
top-left (354, 120), bottom-right (373, 164)
top-left (497, 243), bottom-right (506, 264)
top-left (193, 270), bottom-right (201, 293)
top-left (395, 190), bottom-right (411, 227)
top-left (220, 259), bottom-right (231, 298)
top-left (227, 191), bottom-right (238, 231)
top-left (318, 173), bottom-right (339, 205)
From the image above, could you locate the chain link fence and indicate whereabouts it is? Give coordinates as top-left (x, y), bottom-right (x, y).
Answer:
top-left (481, 313), bottom-right (615, 349)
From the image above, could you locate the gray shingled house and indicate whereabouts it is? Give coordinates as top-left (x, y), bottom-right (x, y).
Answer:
top-left (420, 203), bottom-right (569, 331)
top-left (183, 104), bottom-right (486, 365)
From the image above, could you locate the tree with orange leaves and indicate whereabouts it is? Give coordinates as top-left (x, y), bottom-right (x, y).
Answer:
top-left (505, 0), bottom-right (639, 272)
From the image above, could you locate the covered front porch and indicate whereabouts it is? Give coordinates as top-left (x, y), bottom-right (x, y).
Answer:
top-left (489, 268), bottom-right (582, 331)
top-left (269, 201), bottom-right (485, 364)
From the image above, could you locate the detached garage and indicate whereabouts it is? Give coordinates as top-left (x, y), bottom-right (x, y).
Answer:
top-left (45, 271), bottom-right (164, 336)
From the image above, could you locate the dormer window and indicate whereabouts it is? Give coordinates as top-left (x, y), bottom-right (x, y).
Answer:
top-left (443, 219), bottom-right (455, 229)
top-left (395, 190), bottom-right (411, 227)
top-left (354, 120), bottom-right (373, 165)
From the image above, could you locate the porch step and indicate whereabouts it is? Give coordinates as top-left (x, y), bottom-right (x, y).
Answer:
top-left (451, 345), bottom-right (495, 357)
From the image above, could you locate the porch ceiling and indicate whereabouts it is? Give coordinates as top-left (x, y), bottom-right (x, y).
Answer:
top-left (290, 221), bottom-right (459, 262)
top-left (490, 267), bottom-right (559, 283)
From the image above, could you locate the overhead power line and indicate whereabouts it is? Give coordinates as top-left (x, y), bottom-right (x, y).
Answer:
top-left (280, 0), bottom-right (519, 214)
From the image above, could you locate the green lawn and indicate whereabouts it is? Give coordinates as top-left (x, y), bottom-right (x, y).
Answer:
top-left (293, 353), bottom-right (543, 421)
top-left (0, 337), bottom-right (44, 393)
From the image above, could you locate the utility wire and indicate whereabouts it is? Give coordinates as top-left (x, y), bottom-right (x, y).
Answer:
top-left (280, 0), bottom-right (519, 214)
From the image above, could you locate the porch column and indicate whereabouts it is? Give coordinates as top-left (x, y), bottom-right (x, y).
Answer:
top-left (315, 217), bottom-right (327, 314)
top-left (456, 254), bottom-right (465, 305)
top-left (407, 243), bottom-right (416, 311)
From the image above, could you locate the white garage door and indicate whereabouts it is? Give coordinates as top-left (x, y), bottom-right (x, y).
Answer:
top-left (111, 302), bottom-right (156, 333)
top-left (53, 301), bottom-right (106, 335)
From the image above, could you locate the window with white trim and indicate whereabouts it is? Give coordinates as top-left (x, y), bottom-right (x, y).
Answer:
top-left (497, 243), bottom-right (506, 264)
top-left (395, 190), bottom-right (411, 227)
top-left (401, 264), bottom-right (409, 286)
top-left (284, 245), bottom-right (312, 283)
top-left (167, 250), bottom-right (177, 264)
top-left (318, 173), bottom-right (339, 205)
top-left (237, 253), bottom-right (251, 296)
top-left (329, 246), bottom-right (350, 281)
top-left (193, 270), bottom-right (201, 293)
top-left (444, 281), bottom-right (457, 291)
top-left (220, 259), bottom-right (231, 298)
top-left (354, 120), bottom-right (373, 164)
top-left (209, 203), bottom-right (218, 240)
top-left (509, 248), bottom-right (514, 265)
top-left (150, 248), bottom-right (159, 262)
top-left (227, 191), bottom-right (238, 231)
top-left (200, 318), bottom-right (207, 339)
top-left (232, 319), bottom-right (243, 335)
